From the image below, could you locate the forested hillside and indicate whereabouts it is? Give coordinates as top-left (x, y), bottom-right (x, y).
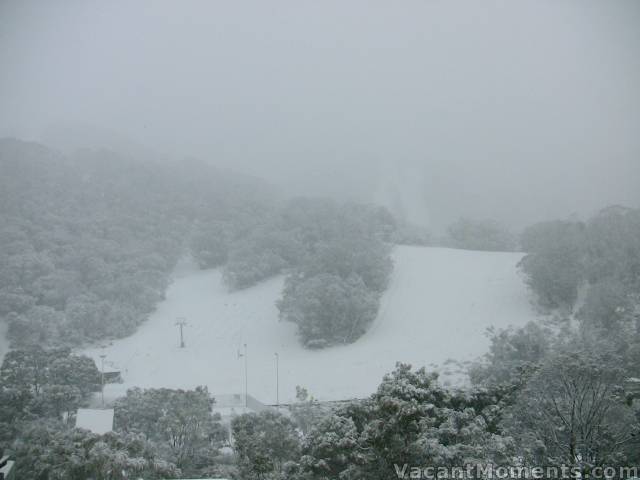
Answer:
top-left (0, 139), bottom-right (395, 350)
top-left (0, 138), bottom-right (275, 347)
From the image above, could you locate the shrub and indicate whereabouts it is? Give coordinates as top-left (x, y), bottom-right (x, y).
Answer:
top-left (585, 206), bottom-right (640, 285)
top-left (278, 273), bottom-right (379, 348)
top-left (231, 410), bottom-right (300, 480)
top-left (190, 221), bottom-right (232, 268)
top-left (469, 322), bottom-right (551, 386)
top-left (114, 386), bottom-right (226, 474)
top-left (447, 218), bottom-right (516, 251)
top-left (518, 220), bottom-right (586, 309)
top-left (578, 278), bottom-right (633, 333)
top-left (300, 236), bottom-right (393, 293)
top-left (222, 227), bottom-right (305, 289)
top-left (223, 248), bottom-right (289, 289)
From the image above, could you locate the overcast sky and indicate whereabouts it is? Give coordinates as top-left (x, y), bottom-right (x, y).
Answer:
top-left (1, 0), bottom-right (639, 229)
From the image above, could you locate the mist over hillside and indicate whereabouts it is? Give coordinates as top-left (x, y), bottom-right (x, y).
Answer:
top-left (2, 1), bottom-right (640, 229)
top-left (1, 2), bottom-right (640, 479)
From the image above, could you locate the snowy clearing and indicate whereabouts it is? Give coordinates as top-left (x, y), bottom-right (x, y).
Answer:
top-left (84, 246), bottom-right (539, 403)
top-left (75, 408), bottom-right (115, 435)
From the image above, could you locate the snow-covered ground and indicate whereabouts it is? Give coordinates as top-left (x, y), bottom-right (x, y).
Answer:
top-left (84, 246), bottom-right (539, 404)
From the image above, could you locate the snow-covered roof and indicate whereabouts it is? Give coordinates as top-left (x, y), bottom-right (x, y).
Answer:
top-left (0, 456), bottom-right (15, 480)
top-left (0, 462), bottom-right (15, 480)
top-left (212, 393), bottom-right (272, 417)
top-left (212, 393), bottom-right (245, 408)
top-left (75, 408), bottom-right (114, 434)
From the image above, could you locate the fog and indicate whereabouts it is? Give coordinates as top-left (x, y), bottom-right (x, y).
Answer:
top-left (1, 0), bottom-right (639, 230)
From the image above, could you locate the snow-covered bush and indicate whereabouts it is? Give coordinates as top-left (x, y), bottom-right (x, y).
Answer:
top-left (446, 217), bottom-right (516, 252)
top-left (222, 227), bottom-right (305, 290)
top-left (278, 273), bottom-right (379, 348)
top-left (518, 219), bottom-right (586, 309)
top-left (114, 386), bottom-right (226, 475)
top-left (231, 410), bottom-right (301, 479)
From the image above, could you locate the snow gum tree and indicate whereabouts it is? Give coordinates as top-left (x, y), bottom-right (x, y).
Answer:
top-left (469, 322), bottom-right (551, 387)
top-left (416, 407), bottom-right (515, 467)
top-left (278, 272), bottom-right (379, 348)
top-left (519, 220), bottom-right (587, 310)
top-left (114, 386), bottom-right (226, 475)
top-left (356, 363), bottom-right (449, 478)
top-left (231, 410), bottom-right (301, 480)
top-left (503, 344), bottom-right (638, 471)
top-left (11, 421), bottom-right (180, 480)
top-left (0, 347), bottom-right (101, 437)
top-left (285, 364), bottom-right (515, 480)
top-left (289, 413), bottom-right (364, 480)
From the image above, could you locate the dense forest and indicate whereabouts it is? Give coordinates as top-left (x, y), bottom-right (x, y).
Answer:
top-left (0, 138), bottom-right (276, 347)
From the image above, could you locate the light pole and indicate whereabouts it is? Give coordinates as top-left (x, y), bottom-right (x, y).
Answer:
top-left (237, 343), bottom-right (248, 408)
top-left (100, 354), bottom-right (106, 408)
top-left (243, 343), bottom-right (248, 408)
top-left (176, 317), bottom-right (187, 348)
top-left (274, 352), bottom-right (279, 407)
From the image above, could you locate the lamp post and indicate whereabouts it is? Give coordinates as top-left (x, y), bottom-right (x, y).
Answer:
top-left (274, 352), bottom-right (279, 407)
top-left (237, 343), bottom-right (248, 408)
top-left (243, 343), bottom-right (248, 408)
top-left (99, 354), bottom-right (106, 408)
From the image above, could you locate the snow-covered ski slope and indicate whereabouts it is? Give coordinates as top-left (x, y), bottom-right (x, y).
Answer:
top-left (85, 246), bottom-right (539, 403)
